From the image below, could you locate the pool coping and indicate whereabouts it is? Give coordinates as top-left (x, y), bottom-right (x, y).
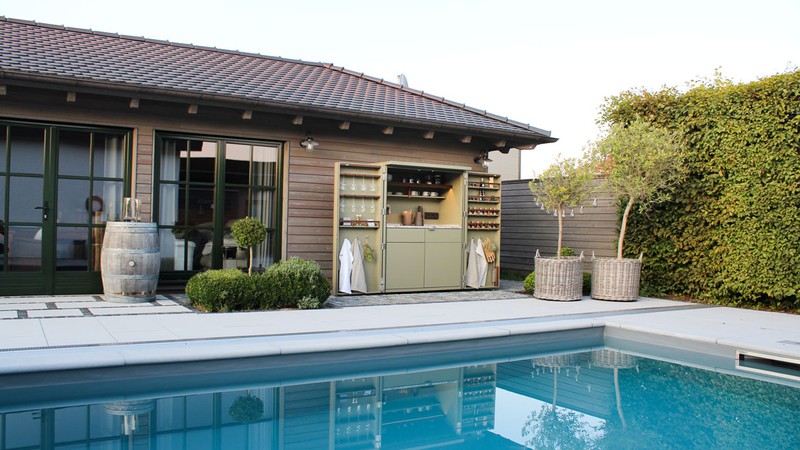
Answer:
top-left (1, 296), bottom-right (799, 378)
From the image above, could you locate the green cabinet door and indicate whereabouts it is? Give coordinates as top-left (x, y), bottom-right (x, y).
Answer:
top-left (385, 242), bottom-right (425, 290)
top-left (424, 242), bottom-right (462, 288)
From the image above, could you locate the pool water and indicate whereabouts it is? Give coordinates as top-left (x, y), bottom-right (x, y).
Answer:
top-left (1, 347), bottom-right (799, 449)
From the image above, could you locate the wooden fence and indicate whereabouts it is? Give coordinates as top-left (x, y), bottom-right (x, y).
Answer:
top-left (500, 180), bottom-right (619, 275)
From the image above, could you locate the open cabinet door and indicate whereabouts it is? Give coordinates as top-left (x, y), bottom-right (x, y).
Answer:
top-left (333, 162), bottom-right (384, 294)
top-left (465, 172), bottom-right (501, 288)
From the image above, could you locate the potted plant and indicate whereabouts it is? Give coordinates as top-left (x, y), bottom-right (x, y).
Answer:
top-left (528, 155), bottom-right (594, 301)
top-left (230, 217), bottom-right (267, 275)
top-left (589, 120), bottom-right (685, 301)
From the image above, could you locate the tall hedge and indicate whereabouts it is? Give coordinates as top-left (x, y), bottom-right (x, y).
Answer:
top-left (600, 70), bottom-right (800, 308)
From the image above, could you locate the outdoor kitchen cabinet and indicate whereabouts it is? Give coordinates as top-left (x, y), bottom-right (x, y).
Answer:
top-left (333, 162), bottom-right (500, 294)
top-left (384, 227), bottom-right (462, 292)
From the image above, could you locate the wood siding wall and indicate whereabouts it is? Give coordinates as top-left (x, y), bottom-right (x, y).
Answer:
top-left (1, 85), bottom-right (489, 279)
top-left (500, 180), bottom-right (618, 274)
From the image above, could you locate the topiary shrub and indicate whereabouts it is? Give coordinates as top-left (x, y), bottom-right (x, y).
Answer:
top-left (185, 269), bottom-right (257, 312)
top-left (524, 272), bottom-right (536, 294)
top-left (254, 257), bottom-right (331, 309)
top-left (230, 217), bottom-right (267, 275)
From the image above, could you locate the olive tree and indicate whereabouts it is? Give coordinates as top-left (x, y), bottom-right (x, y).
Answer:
top-left (528, 155), bottom-right (595, 257)
top-left (590, 120), bottom-right (686, 259)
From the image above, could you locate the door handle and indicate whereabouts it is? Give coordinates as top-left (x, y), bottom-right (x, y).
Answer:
top-left (35, 202), bottom-right (49, 220)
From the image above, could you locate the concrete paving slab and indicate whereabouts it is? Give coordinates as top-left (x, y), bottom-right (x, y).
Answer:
top-left (88, 305), bottom-right (193, 316)
top-left (27, 309), bottom-right (84, 319)
top-left (0, 311), bottom-right (19, 319)
top-left (0, 320), bottom-right (48, 350)
top-left (59, 301), bottom-right (151, 309)
top-left (39, 318), bottom-right (117, 347)
top-left (0, 303), bottom-right (48, 311)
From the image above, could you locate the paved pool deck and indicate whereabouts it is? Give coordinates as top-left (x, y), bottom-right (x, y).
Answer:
top-left (1, 285), bottom-right (799, 375)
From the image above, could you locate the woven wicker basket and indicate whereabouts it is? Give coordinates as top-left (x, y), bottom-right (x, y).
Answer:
top-left (591, 256), bottom-right (642, 302)
top-left (534, 250), bottom-right (584, 302)
top-left (590, 350), bottom-right (638, 369)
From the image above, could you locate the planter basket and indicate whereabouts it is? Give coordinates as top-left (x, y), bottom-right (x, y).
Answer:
top-left (591, 255), bottom-right (642, 302)
top-left (534, 250), bottom-right (584, 301)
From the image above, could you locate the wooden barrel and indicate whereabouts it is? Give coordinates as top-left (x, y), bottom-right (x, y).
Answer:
top-left (100, 222), bottom-right (160, 303)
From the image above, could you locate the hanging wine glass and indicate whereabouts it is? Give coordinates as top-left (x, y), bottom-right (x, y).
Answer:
top-left (341, 199), bottom-right (346, 213)
top-left (370, 200), bottom-right (375, 214)
top-left (370, 176), bottom-right (376, 192)
top-left (361, 175), bottom-right (367, 192)
top-left (361, 197), bottom-right (366, 212)
top-left (351, 178), bottom-right (357, 191)
top-left (341, 179), bottom-right (347, 191)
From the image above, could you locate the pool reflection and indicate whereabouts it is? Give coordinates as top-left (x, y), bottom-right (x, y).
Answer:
top-left (2, 349), bottom-right (799, 449)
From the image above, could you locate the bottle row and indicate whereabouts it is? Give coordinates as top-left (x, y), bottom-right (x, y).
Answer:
top-left (468, 207), bottom-right (500, 216)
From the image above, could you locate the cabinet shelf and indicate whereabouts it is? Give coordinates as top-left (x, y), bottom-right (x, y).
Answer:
top-left (388, 181), bottom-right (452, 190)
top-left (340, 193), bottom-right (381, 199)
top-left (340, 220), bottom-right (380, 229)
top-left (468, 183), bottom-right (500, 190)
top-left (387, 194), bottom-right (445, 201)
top-left (341, 172), bottom-right (382, 179)
top-left (468, 196), bottom-right (499, 203)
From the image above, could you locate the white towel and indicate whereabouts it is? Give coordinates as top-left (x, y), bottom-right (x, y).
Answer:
top-left (351, 239), bottom-right (368, 293)
top-left (475, 238), bottom-right (488, 288)
top-left (338, 239), bottom-right (354, 294)
top-left (465, 239), bottom-right (480, 288)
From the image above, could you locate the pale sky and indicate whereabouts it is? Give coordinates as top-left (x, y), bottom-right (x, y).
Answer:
top-left (3, 0), bottom-right (798, 176)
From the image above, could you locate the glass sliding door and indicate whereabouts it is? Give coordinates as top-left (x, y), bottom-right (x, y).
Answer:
top-left (0, 122), bottom-right (130, 295)
top-left (155, 134), bottom-right (281, 277)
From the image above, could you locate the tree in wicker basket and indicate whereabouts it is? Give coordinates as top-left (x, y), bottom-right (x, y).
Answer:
top-left (528, 155), bottom-right (595, 301)
top-left (589, 120), bottom-right (686, 301)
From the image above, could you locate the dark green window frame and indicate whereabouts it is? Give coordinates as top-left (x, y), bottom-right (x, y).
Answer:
top-left (153, 132), bottom-right (283, 279)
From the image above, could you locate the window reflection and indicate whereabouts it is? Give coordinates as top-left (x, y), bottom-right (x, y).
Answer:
top-left (9, 126), bottom-right (44, 175)
top-left (159, 137), bottom-right (280, 272)
top-left (58, 130), bottom-right (91, 177)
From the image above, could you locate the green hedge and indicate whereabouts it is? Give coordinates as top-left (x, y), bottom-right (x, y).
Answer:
top-left (186, 257), bottom-right (331, 311)
top-left (185, 269), bottom-right (258, 312)
top-left (601, 70), bottom-right (800, 309)
top-left (255, 257), bottom-right (331, 309)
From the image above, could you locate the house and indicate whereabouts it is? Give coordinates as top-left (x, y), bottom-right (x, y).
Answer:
top-left (0, 17), bottom-right (556, 295)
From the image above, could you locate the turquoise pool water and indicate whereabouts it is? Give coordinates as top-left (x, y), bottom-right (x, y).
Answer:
top-left (1, 345), bottom-right (799, 449)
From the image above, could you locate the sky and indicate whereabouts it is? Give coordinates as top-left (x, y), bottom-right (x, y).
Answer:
top-left (3, 0), bottom-right (798, 177)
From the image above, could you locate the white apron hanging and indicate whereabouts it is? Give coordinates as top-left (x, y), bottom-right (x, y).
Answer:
top-left (351, 238), bottom-right (368, 293)
top-left (465, 239), bottom-right (480, 288)
top-left (338, 238), bottom-right (354, 293)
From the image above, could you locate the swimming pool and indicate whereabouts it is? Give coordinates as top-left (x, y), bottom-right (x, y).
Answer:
top-left (1, 335), bottom-right (798, 449)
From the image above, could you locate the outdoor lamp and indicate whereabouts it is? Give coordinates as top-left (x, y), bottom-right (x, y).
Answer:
top-left (300, 132), bottom-right (319, 151)
top-left (474, 150), bottom-right (492, 168)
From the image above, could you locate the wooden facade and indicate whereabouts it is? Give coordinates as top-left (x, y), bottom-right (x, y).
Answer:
top-left (0, 85), bottom-right (499, 287)
top-left (500, 180), bottom-right (619, 275)
top-left (1, 18), bottom-right (556, 294)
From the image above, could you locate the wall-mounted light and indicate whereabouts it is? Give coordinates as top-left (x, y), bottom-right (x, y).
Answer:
top-left (300, 131), bottom-right (319, 151)
top-left (473, 150), bottom-right (492, 169)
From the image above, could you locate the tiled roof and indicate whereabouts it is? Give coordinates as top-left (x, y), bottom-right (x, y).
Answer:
top-left (0, 17), bottom-right (554, 143)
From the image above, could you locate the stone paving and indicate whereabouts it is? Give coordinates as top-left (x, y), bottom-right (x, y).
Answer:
top-left (0, 294), bottom-right (195, 320)
top-left (324, 279), bottom-right (527, 307)
top-left (0, 280), bottom-right (527, 319)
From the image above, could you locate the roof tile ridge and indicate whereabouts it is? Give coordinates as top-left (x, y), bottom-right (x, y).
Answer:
top-left (1, 16), bottom-right (329, 69)
top-left (324, 63), bottom-right (550, 136)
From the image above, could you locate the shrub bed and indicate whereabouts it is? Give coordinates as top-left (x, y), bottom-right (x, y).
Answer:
top-left (186, 257), bottom-right (331, 312)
